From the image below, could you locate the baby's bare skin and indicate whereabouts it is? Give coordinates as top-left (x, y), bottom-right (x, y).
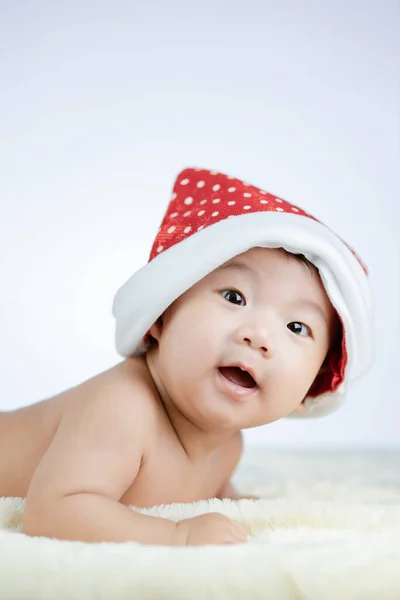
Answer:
top-left (0, 357), bottom-right (241, 510)
top-left (0, 246), bottom-right (334, 546)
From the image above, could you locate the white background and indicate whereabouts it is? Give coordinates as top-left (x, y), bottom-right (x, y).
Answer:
top-left (0, 0), bottom-right (398, 448)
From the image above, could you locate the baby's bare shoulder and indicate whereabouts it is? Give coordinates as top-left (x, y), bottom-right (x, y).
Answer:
top-left (26, 358), bottom-right (157, 504)
top-left (64, 357), bottom-right (158, 429)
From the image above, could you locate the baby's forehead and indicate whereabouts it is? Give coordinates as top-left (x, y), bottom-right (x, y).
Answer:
top-left (211, 247), bottom-right (317, 278)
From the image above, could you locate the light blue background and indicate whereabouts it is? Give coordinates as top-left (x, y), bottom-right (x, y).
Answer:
top-left (0, 0), bottom-right (398, 447)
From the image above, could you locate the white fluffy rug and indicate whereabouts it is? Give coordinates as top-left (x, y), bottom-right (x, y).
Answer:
top-left (1, 447), bottom-right (399, 599)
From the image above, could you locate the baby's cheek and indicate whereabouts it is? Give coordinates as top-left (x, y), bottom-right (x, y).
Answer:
top-left (280, 362), bottom-right (314, 401)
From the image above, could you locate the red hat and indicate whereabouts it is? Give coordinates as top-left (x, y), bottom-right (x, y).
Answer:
top-left (112, 167), bottom-right (374, 418)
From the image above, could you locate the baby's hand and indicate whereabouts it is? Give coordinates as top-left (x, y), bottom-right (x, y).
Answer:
top-left (174, 512), bottom-right (248, 546)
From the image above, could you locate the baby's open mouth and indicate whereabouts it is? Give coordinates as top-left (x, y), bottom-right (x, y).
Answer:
top-left (218, 366), bottom-right (257, 389)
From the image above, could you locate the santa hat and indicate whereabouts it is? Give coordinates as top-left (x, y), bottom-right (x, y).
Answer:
top-left (112, 167), bottom-right (374, 419)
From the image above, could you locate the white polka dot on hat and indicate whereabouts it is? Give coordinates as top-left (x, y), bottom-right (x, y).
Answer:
top-left (112, 167), bottom-right (374, 419)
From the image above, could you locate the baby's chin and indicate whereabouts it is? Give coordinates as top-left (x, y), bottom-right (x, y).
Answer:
top-left (176, 390), bottom-right (249, 431)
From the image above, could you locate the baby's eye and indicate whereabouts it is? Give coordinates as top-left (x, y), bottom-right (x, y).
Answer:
top-left (221, 289), bottom-right (245, 306)
top-left (287, 322), bottom-right (311, 337)
top-left (221, 293), bottom-right (312, 337)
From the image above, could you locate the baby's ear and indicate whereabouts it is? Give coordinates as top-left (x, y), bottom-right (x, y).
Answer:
top-left (148, 316), bottom-right (164, 343)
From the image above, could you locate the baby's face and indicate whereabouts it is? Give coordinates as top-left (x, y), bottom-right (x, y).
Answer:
top-left (148, 247), bottom-right (338, 430)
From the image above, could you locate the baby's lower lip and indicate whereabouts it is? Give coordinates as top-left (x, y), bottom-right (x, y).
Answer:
top-left (216, 368), bottom-right (259, 400)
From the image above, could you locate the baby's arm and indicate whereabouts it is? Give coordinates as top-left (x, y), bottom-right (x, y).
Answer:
top-left (218, 480), bottom-right (260, 500)
top-left (216, 434), bottom-right (260, 500)
top-left (23, 378), bottom-right (177, 545)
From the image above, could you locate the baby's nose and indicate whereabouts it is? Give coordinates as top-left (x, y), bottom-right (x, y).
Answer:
top-left (239, 326), bottom-right (272, 355)
top-left (243, 336), bottom-right (268, 353)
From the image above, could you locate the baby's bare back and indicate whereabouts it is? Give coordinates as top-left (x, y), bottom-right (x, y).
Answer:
top-left (0, 358), bottom-right (235, 506)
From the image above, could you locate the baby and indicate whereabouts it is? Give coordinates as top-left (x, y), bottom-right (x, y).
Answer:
top-left (0, 167), bottom-right (374, 546)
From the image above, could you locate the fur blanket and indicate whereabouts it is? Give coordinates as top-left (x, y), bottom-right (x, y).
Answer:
top-left (0, 448), bottom-right (399, 599)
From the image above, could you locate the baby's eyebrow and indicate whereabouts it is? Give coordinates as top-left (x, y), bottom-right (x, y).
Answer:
top-left (217, 261), bottom-right (329, 324)
top-left (218, 260), bottom-right (258, 279)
